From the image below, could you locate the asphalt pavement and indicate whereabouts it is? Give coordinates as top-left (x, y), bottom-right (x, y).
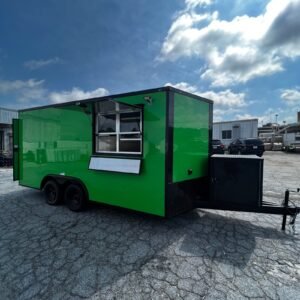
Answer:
top-left (0, 151), bottom-right (300, 299)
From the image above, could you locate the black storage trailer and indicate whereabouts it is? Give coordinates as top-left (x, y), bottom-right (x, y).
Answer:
top-left (196, 154), bottom-right (300, 231)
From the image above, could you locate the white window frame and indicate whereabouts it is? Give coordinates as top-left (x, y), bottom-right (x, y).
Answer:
top-left (95, 102), bottom-right (143, 154)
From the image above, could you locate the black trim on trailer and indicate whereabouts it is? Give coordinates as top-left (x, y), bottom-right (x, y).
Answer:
top-left (91, 102), bottom-right (96, 158)
top-left (19, 183), bottom-right (40, 190)
top-left (165, 90), bottom-right (213, 217)
top-left (167, 90), bottom-right (174, 184)
top-left (168, 86), bottom-right (213, 105)
top-left (18, 86), bottom-right (213, 113)
top-left (165, 89), bottom-right (175, 217)
top-left (208, 103), bottom-right (213, 157)
top-left (12, 118), bottom-right (20, 181)
top-left (169, 177), bottom-right (209, 216)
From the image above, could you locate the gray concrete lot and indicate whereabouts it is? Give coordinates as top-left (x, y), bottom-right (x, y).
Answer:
top-left (0, 152), bottom-right (300, 299)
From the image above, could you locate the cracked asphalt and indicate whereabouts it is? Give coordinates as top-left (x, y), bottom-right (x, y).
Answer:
top-left (0, 151), bottom-right (300, 299)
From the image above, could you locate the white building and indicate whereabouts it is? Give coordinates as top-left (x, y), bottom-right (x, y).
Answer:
top-left (0, 107), bottom-right (18, 155)
top-left (213, 119), bottom-right (258, 147)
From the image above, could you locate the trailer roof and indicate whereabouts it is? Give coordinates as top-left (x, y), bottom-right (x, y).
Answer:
top-left (19, 86), bottom-right (213, 112)
top-left (213, 118), bottom-right (258, 125)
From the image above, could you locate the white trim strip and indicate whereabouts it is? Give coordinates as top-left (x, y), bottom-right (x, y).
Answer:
top-left (89, 157), bottom-right (141, 174)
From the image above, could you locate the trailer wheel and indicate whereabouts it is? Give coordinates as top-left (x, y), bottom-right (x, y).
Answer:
top-left (44, 180), bottom-right (62, 205)
top-left (64, 183), bottom-right (87, 212)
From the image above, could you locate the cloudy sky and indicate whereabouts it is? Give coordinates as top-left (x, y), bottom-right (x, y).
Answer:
top-left (0, 0), bottom-right (300, 124)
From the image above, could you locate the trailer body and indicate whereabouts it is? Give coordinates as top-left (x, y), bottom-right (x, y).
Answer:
top-left (13, 87), bottom-right (212, 217)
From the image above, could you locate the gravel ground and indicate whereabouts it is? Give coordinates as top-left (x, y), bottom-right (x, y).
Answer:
top-left (0, 151), bottom-right (300, 299)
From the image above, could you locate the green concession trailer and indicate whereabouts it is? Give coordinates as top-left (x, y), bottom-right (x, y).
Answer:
top-left (13, 87), bottom-right (213, 217)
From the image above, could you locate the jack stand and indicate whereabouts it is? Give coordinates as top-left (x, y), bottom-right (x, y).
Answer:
top-left (281, 190), bottom-right (289, 231)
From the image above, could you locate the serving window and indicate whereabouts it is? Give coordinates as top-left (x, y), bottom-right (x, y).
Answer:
top-left (95, 100), bottom-right (142, 154)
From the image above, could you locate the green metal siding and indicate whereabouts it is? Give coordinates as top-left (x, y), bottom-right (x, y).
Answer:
top-left (172, 93), bottom-right (209, 183)
top-left (19, 91), bottom-right (166, 216)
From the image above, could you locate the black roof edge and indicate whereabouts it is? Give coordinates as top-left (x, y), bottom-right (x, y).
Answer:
top-left (166, 86), bottom-right (213, 104)
top-left (19, 86), bottom-right (213, 112)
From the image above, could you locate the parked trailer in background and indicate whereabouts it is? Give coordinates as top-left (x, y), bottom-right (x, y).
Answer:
top-left (213, 119), bottom-right (258, 148)
top-left (259, 132), bottom-right (283, 151)
top-left (283, 132), bottom-right (300, 152)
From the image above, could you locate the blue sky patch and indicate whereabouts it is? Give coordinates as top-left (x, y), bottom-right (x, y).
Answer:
top-left (0, 0), bottom-right (300, 124)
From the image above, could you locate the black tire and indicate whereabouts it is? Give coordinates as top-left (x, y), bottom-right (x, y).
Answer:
top-left (44, 180), bottom-right (62, 205)
top-left (64, 183), bottom-right (87, 212)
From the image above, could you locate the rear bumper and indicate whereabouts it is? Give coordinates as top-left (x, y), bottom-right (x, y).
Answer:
top-left (212, 149), bottom-right (225, 154)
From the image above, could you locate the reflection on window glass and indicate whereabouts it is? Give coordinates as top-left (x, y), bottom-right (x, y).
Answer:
top-left (120, 134), bottom-right (141, 139)
top-left (98, 135), bottom-right (116, 151)
top-left (119, 140), bottom-right (140, 152)
top-left (95, 100), bottom-right (143, 154)
top-left (120, 112), bottom-right (140, 132)
top-left (98, 115), bottom-right (116, 133)
top-left (98, 101), bottom-right (116, 113)
top-left (119, 103), bottom-right (135, 111)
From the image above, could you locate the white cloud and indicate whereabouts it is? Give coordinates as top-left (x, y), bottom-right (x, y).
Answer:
top-left (165, 82), bottom-right (300, 123)
top-left (280, 88), bottom-right (300, 105)
top-left (0, 78), bottom-right (109, 107)
top-left (49, 87), bottom-right (109, 104)
top-left (213, 107), bottom-right (243, 122)
top-left (165, 81), bottom-right (198, 93)
top-left (165, 82), bottom-right (247, 107)
top-left (159, 0), bottom-right (300, 86)
top-left (199, 89), bottom-right (247, 107)
top-left (0, 79), bottom-right (44, 93)
top-left (24, 57), bottom-right (62, 70)
top-left (185, 0), bottom-right (213, 10)
top-left (0, 79), bottom-right (47, 104)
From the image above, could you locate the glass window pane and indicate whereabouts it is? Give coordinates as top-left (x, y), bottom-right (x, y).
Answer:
top-left (119, 103), bottom-right (136, 112)
top-left (120, 133), bottom-right (141, 139)
top-left (98, 115), bottom-right (116, 133)
top-left (98, 101), bottom-right (116, 113)
top-left (120, 112), bottom-right (140, 132)
top-left (119, 140), bottom-right (140, 152)
top-left (97, 135), bottom-right (116, 152)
